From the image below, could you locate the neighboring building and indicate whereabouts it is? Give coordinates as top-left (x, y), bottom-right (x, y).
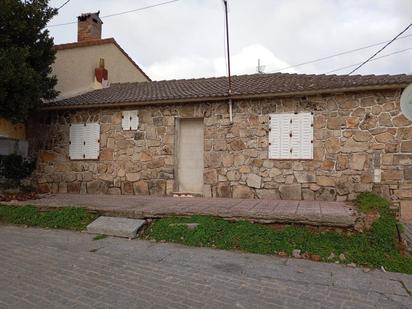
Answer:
top-left (52, 12), bottom-right (150, 99)
top-left (0, 118), bottom-right (28, 157)
top-left (30, 72), bottom-right (412, 219)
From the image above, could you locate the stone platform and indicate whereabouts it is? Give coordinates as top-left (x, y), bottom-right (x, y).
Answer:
top-left (87, 216), bottom-right (146, 238)
top-left (5, 193), bottom-right (358, 227)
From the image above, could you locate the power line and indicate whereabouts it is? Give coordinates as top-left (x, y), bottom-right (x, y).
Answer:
top-left (324, 47), bottom-right (412, 74)
top-left (348, 23), bottom-right (412, 75)
top-left (56, 0), bottom-right (71, 10)
top-left (48, 0), bottom-right (180, 27)
top-left (266, 34), bottom-right (412, 73)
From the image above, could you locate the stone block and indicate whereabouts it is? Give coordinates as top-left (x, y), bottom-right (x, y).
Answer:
top-left (232, 185), bottom-right (254, 199)
top-left (279, 184), bottom-right (301, 200)
top-left (405, 168), bottom-right (412, 180)
top-left (149, 180), bottom-right (166, 196)
top-left (255, 189), bottom-right (280, 199)
top-left (350, 153), bottom-right (367, 170)
top-left (133, 180), bottom-right (149, 195)
top-left (246, 174), bottom-right (261, 188)
top-left (217, 182), bottom-right (231, 198)
top-left (317, 176), bottom-right (335, 186)
top-left (400, 200), bottom-right (412, 221)
top-left (126, 173), bottom-right (140, 182)
top-left (87, 216), bottom-right (145, 238)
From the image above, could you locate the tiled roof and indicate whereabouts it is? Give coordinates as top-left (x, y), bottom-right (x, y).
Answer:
top-left (53, 38), bottom-right (151, 81)
top-left (45, 72), bottom-right (412, 109)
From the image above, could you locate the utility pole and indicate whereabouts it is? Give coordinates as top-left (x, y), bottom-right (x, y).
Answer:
top-left (223, 0), bottom-right (233, 122)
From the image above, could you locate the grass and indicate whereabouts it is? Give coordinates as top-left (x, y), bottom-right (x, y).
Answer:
top-left (93, 234), bottom-right (108, 241)
top-left (0, 205), bottom-right (97, 231)
top-left (145, 192), bottom-right (412, 274)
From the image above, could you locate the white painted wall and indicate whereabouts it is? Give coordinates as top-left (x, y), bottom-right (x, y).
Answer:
top-left (52, 43), bottom-right (148, 99)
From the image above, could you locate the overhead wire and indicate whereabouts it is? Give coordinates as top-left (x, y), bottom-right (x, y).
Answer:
top-left (265, 34), bottom-right (412, 73)
top-left (324, 47), bottom-right (412, 74)
top-left (347, 23), bottom-right (412, 75)
top-left (48, 0), bottom-right (180, 27)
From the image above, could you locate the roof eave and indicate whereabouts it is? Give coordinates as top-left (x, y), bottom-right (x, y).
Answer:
top-left (41, 83), bottom-right (408, 111)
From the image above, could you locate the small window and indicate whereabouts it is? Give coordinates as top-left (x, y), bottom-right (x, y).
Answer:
top-left (122, 110), bottom-right (139, 130)
top-left (268, 112), bottom-right (313, 160)
top-left (69, 123), bottom-right (100, 160)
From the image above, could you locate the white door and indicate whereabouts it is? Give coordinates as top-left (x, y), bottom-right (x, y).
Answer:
top-left (177, 118), bottom-right (204, 193)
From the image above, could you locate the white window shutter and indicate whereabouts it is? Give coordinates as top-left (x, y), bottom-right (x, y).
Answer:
top-left (83, 123), bottom-right (100, 159)
top-left (130, 110), bottom-right (139, 130)
top-left (122, 110), bottom-right (138, 130)
top-left (69, 124), bottom-right (84, 160)
top-left (268, 112), bottom-right (313, 160)
top-left (300, 113), bottom-right (313, 159)
top-left (69, 123), bottom-right (100, 160)
top-left (122, 111), bottom-right (131, 130)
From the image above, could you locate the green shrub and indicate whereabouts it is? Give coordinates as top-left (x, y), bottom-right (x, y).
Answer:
top-left (0, 154), bottom-right (36, 185)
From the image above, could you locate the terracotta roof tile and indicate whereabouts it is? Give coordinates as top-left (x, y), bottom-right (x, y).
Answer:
top-left (45, 72), bottom-right (412, 108)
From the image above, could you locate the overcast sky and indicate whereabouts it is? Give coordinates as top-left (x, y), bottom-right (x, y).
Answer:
top-left (47, 0), bottom-right (412, 81)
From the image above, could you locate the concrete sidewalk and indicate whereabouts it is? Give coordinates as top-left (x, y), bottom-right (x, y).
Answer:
top-left (6, 193), bottom-right (357, 227)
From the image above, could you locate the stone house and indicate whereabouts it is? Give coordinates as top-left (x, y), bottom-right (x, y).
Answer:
top-left (31, 73), bottom-right (412, 219)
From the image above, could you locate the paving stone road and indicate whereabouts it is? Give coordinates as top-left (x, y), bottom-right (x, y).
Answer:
top-left (0, 225), bottom-right (412, 308)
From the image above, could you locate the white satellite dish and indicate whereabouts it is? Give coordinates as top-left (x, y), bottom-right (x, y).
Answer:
top-left (401, 83), bottom-right (412, 121)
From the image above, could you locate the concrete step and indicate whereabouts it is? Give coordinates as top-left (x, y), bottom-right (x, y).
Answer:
top-left (87, 216), bottom-right (145, 239)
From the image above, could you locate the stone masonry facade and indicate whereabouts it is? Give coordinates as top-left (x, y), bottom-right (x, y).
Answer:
top-left (31, 89), bottom-right (412, 216)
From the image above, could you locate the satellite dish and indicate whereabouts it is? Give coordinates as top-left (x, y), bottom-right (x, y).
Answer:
top-left (401, 83), bottom-right (412, 121)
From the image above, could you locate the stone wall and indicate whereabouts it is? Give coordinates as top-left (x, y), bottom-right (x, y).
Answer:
top-left (30, 89), bottom-right (412, 217)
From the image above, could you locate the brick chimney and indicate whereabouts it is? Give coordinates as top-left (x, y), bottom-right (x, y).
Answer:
top-left (77, 11), bottom-right (103, 42)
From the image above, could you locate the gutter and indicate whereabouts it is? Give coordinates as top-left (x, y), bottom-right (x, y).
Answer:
top-left (41, 83), bottom-right (408, 111)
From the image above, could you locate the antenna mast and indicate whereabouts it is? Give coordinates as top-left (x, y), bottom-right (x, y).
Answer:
top-left (222, 0), bottom-right (233, 122)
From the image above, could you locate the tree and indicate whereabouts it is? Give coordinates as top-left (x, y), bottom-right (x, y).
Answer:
top-left (0, 0), bottom-right (58, 123)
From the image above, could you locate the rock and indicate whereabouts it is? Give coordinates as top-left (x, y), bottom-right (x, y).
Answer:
top-left (107, 187), bottom-right (121, 195)
top-left (401, 141), bottom-right (412, 153)
top-left (230, 139), bottom-right (246, 151)
top-left (279, 184), bottom-right (301, 200)
top-left (302, 189), bottom-right (315, 200)
top-left (133, 180), bottom-right (149, 195)
top-left (100, 148), bottom-right (113, 161)
top-left (292, 249), bottom-right (301, 258)
top-left (317, 176), bottom-right (335, 186)
top-left (126, 173), bottom-right (140, 182)
top-left (346, 117), bottom-right (359, 128)
top-left (350, 153), bottom-right (367, 171)
top-left (227, 170), bottom-right (241, 181)
top-left (121, 182), bottom-right (134, 195)
top-left (339, 253), bottom-right (346, 261)
top-left (327, 117), bottom-right (345, 129)
top-left (347, 263), bottom-right (356, 268)
top-left (217, 182), bottom-right (231, 198)
top-left (341, 139), bottom-right (369, 153)
top-left (232, 185), bottom-right (254, 199)
top-left (40, 151), bottom-right (57, 162)
top-left (222, 153), bottom-right (234, 167)
top-left (149, 180), bottom-right (166, 196)
top-left (246, 174), bottom-right (262, 188)
top-left (256, 189), bottom-right (280, 199)
top-left (316, 188), bottom-right (336, 201)
top-left (327, 253), bottom-right (335, 260)
top-left (204, 169), bottom-right (217, 184)
top-left (378, 113), bottom-right (392, 127)
top-left (392, 114), bottom-right (411, 127)
top-left (310, 255), bottom-right (321, 262)
top-left (325, 137), bottom-right (340, 154)
top-left (278, 251), bottom-right (288, 257)
top-left (375, 132), bottom-right (394, 143)
top-left (87, 180), bottom-right (108, 194)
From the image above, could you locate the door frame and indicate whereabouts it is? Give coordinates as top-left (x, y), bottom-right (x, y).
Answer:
top-left (173, 117), bottom-right (204, 193)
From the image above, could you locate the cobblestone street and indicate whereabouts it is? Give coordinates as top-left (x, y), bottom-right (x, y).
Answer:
top-left (1, 225), bottom-right (412, 308)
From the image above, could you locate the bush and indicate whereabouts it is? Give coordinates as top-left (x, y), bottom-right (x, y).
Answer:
top-left (0, 154), bottom-right (36, 185)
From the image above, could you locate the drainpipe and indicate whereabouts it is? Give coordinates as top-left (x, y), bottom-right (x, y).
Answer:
top-left (223, 0), bottom-right (233, 123)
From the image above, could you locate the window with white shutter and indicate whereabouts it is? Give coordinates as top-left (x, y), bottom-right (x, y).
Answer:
top-left (268, 112), bottom-right (313, 160)
top-left (122, 110), bottom-right (139, 130)
top-left (69, 123), bottom-right (100, 160)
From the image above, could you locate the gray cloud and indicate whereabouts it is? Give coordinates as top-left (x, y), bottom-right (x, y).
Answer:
top-left (48, 0), bottom-right (412, 80)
